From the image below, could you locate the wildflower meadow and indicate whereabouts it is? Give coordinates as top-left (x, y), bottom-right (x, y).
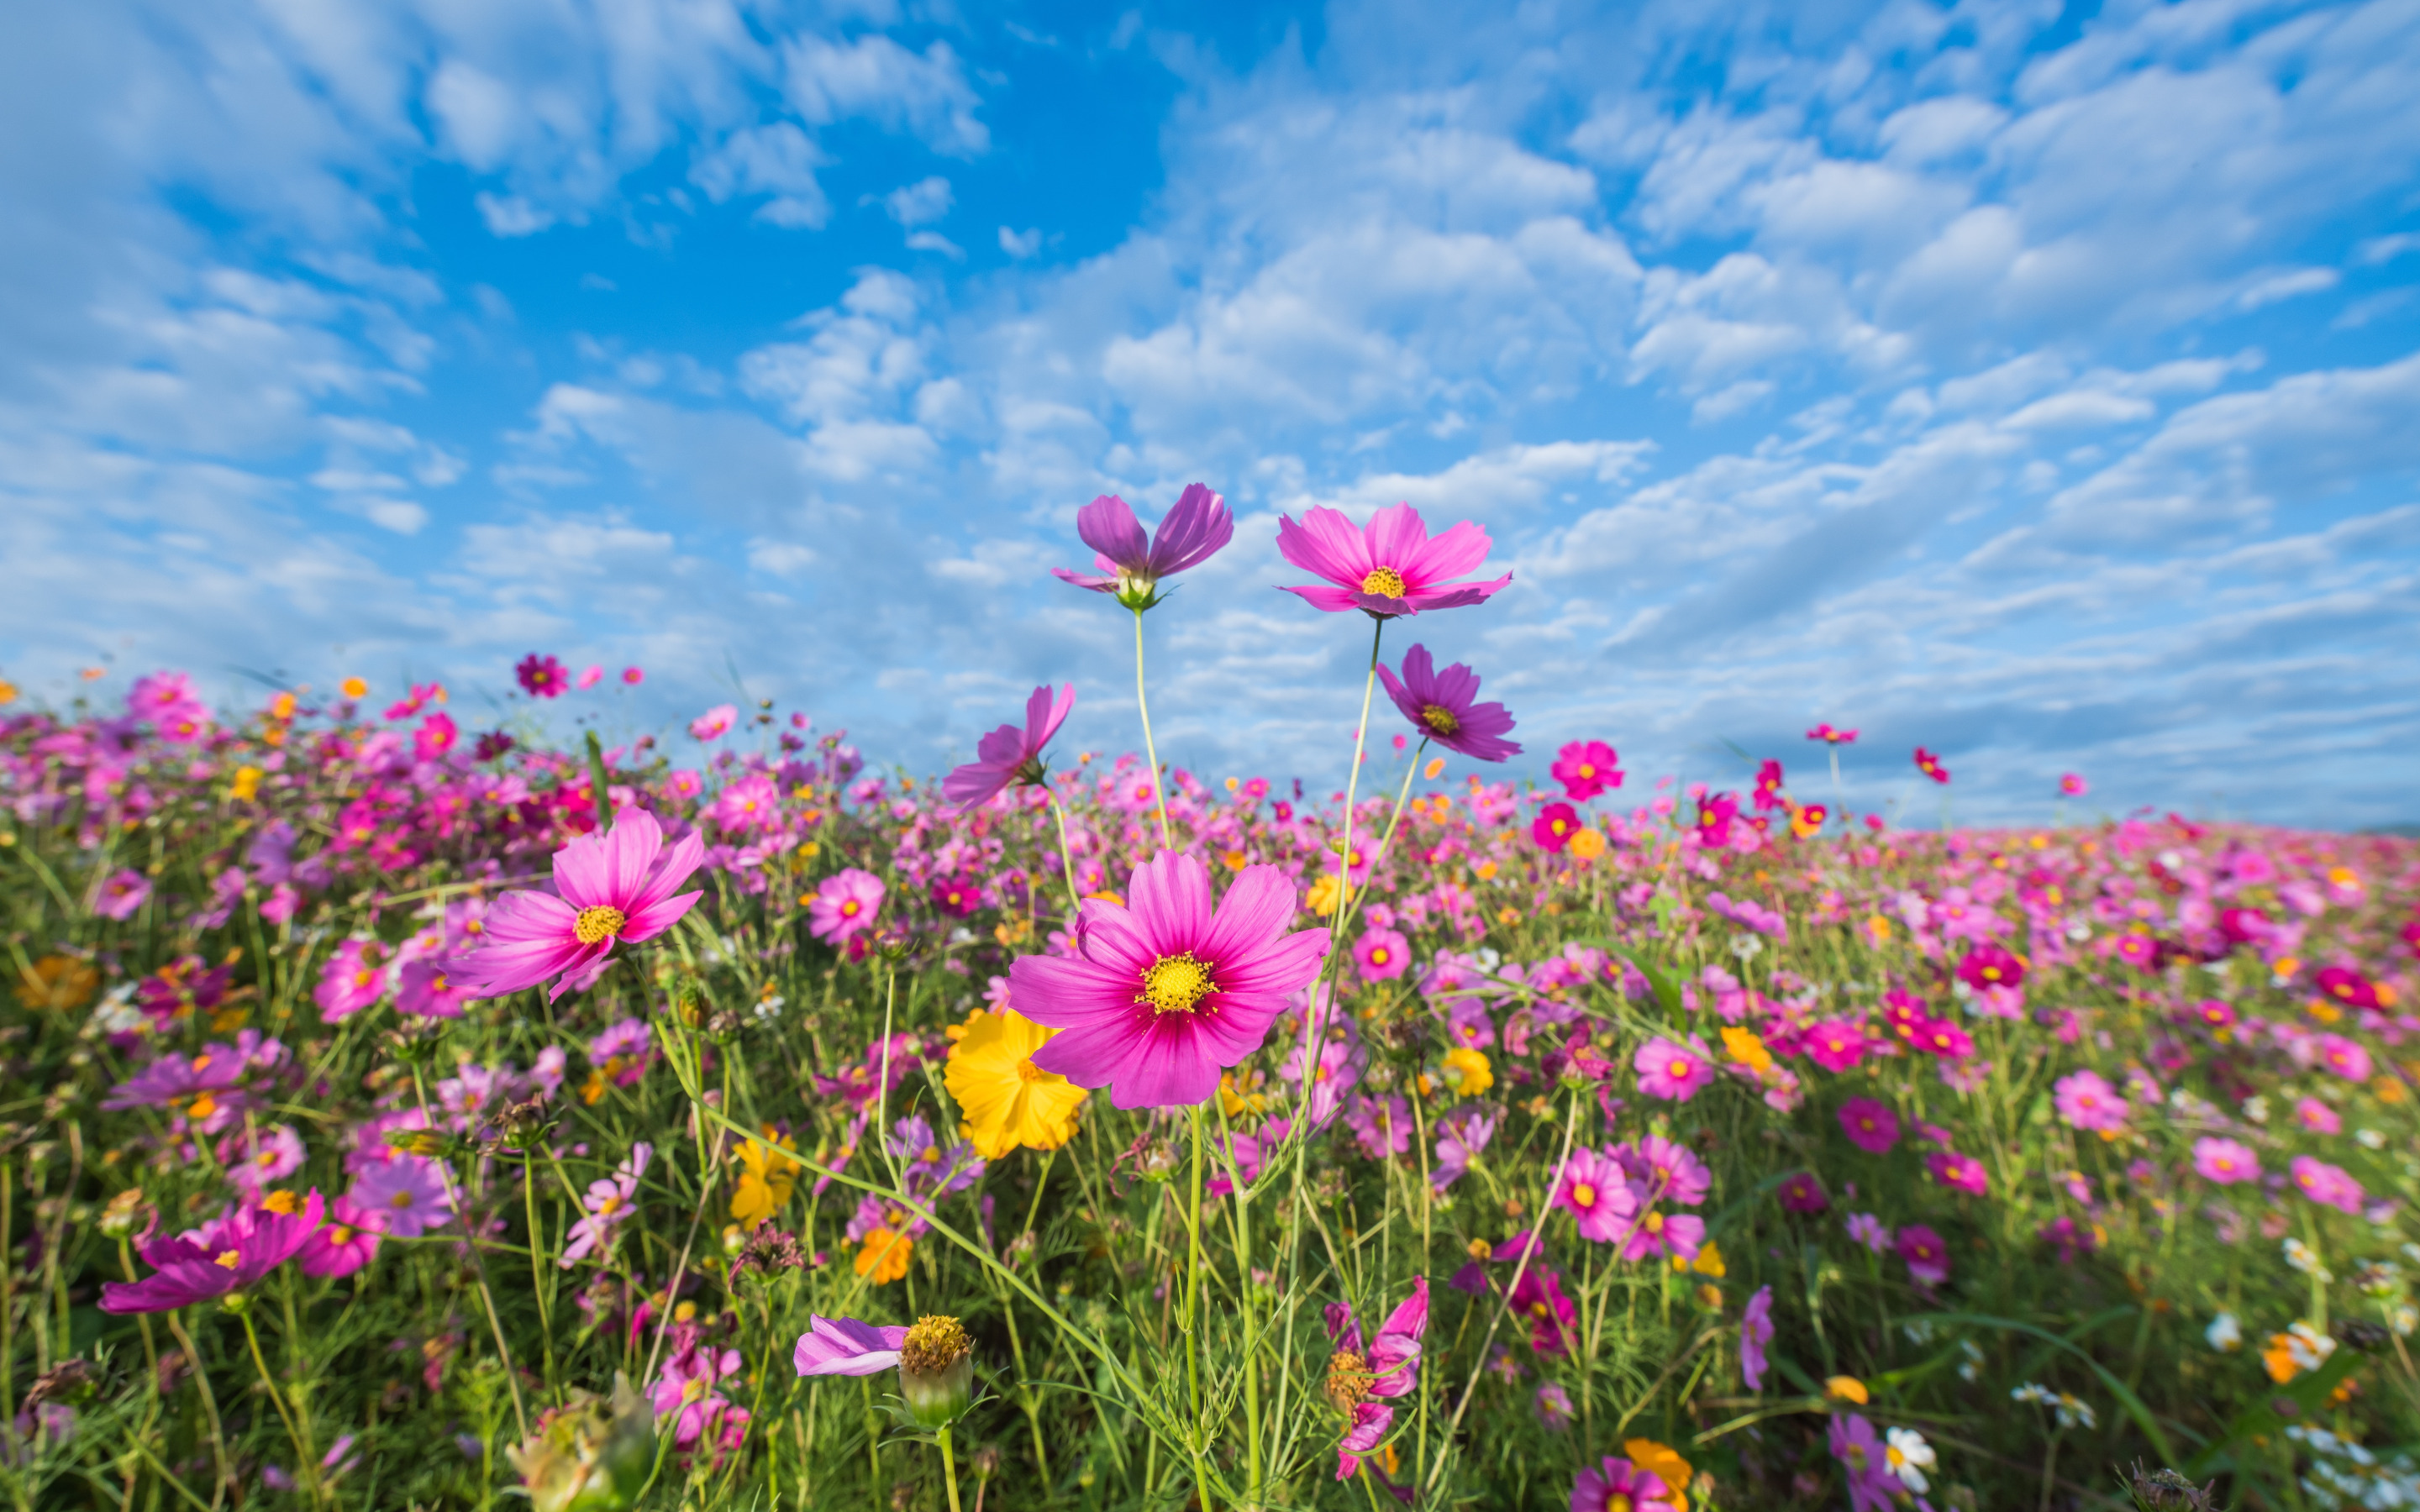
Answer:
top-left (3, 486), bottom-right (2417, 1512)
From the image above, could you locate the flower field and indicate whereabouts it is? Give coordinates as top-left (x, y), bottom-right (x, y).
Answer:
top-left (3, 490), bottom-right (2417, 1512)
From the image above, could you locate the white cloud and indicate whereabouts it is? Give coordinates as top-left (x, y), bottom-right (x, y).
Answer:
top-left (781, 35), bottom-right (989, 155)
top-left (884, 176), bottom-right (953, 227)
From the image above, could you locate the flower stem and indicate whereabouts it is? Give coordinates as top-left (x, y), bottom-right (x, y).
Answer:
top-left (1131, 606), bottom-right (1174, 853)
top-left (238, 1310), bottom-right (317, 1500)
top-left (163, 1311), bottom-right (230, 1512)
top-left (1048, 794), bottom-right (1082, 919)
top-left (939, 1425), bottom-right (965, 1512)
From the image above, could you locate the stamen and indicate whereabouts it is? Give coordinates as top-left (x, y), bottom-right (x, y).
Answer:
top-left (574, 905), bottom-right (628, 945)
top-left (1141, 953), bottom-right (1216, 1016)
top-left (1421, 704), bottom-right (1460, 736)
top-left (1360, 566), bottom-right (1407, 598)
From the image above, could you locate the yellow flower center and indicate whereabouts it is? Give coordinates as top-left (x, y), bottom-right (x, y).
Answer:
top-left (840, 900), bottom-right (860, 916)
top-left (1142, 953), bottom-right (1215, 1016)
top-left (213, 1249), bottom-right (241, 1269)
top-left (1360, 566), bottom-right (1407, 598)
top-left (1578, 764), bottom-right (1595, 778)
top-left (1572, 1182), bottom-right (1596, 1210)
top-left (574, 906), bottom-right (628, 944)
top-left (390, 1190), bottom-right (415, 1210)
top-left (329, 1226), bottom-right (354, 1245)
top-left (260, 1189), bottom-right (298, 1214)
top-left (1644, 1210), bottom-right (1665, 1233)
top-left (1016, 1058), bottom-right (1051, 1084)
top-left (1609, 1498), bottom-right (1633, 1512)
top-left (188, 1093), bottom-right (218, 1121)
top-left (1421, 704), bottom-right (1460, 735)
top-left (1325, 1348), bottom-right (1375, 1410)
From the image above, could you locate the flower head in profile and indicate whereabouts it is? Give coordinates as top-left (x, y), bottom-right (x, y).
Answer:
top-left (1052, 484), bottom-right (1234, 610)
top-left (944, 1008), bottom-right (1088, 1158)
top-left (1324, 1276), bottom-right (1428, 1481)
top-left (942, 685), bottom-right (1076, 811)
top-left (793, 1315), bottom-right (911, 1376)
top-left (102, 1191), bottom-right (326, 1313)
top-left (444, 811), bottom-right (705, 1004)
top-left (1913, 746), bottom-right (1950, 784)
top-left (1807, 722), bottom-right (1858, 745)
top-left (1741, 1284), bottom-right (1775, 1389)
top-left (1276, 502), bottom-right (1512, 618)
top-left (1010, 852), bottom-right (1328, 1108)
top-left (1375, 644), bottom-right (1521, 761)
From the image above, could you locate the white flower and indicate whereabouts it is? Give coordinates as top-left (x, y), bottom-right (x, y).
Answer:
top-left (2011, 1382), bottom-right (2054, 1406)
top-left (1958, 1340), bottom-right (1985, 1382)
top-left (2207, 1312), bottom-right (2243, 1352)
top-left (2055, 1393), bottom-right (2098, 1430)
top-left (1885, 1427), bottom-right (1935, 1492)
top-left (2359, 1128), bottom-right (2388, 1150)
top-left (2244, 1095), bottom-right (2270, 1124)
top-left (2284, 1320), bottom-right (2337, 1373)
top-left (2286, 1237), bottom-right (2332, 1277)
top-left (2394, 1302), bottom-right (2417, 1338)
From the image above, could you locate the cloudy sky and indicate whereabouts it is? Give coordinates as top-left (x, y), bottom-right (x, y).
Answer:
top-left (3, 0), bottom-right (2416, 827)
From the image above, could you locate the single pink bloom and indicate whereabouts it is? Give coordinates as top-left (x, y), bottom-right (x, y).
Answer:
top-left (1009, 851), bottom-right (1329, 1109)
top-left (1634, 1036), bottom-right (1714, 1101)
top-left (1897, 1223), bottom-right (1950, 1285)
top-left (95, 869), bottom-right (152, 921)
top-left (1572, 1455), bottom-right (1676, 1512)
top-left (712, 774), bottom-right (781, 832)
top-left (1777, 1171), bottom-right (1828, 1214)
top-left (2060, 772), bottom-right (2088, 795)
top-left (1555, 1147), bottom-right (1639, 1244)
top-left (1376, 645), bottom-right (1522, 762)
top-left (443, 810), bottom-right (705, 1003)
top-left (395, 958), bottom-right (472, 1019)
top-left (1275, 501), bottom-right (1512, 617)
top-left (1551, 740), bottom-right (1622, 801)
top-left (2192, 1137), bottom-right (2260, 1184)
top-left (1325, 1276), bottom-right (1428, 1480)
top-left (621, 666), bottom-right (644, 685)
top-left (298, 1196), bottom-right (385, 1279)
top-left (1052, 485), bottom-right (1234, 607)
top-left (793, 1315), bottom-right (910, 1376)
top-left (577, 664), bottom-right (604, 690)
top-left (2053, 1069), bottom-right (2127, 1132)
top-left (1926, 1150), bottom-right (1989, 1195)
top-left (413, 711), bottom-right (458, 762)
top-left (1354, 927), bottom-right (1411, 981)
top-left (942, 685), bottom-right (1076, 811)
top-left (102, 1192), bottom-right (326, 1313)
top-left (1838, 1097), bottom-right (1900, 1153)
top-left (2291, 1154), bottom-right (2365, 1215)
top-left (2316, 1034), bottom-right (2373, 1082)
top-left (808, 869), bottom-right (886, 944)
top-left (2295, 1097), bottom-right (2342, 1135)
top-left (1805, 1018), bottom-right (1868, 1074)
top-left (690, 704), bottom-right (736, 742)
top-left (1913, 745), bottom-right (1950, 784)
top-left (1533, 801), bottom-right (1580, 852)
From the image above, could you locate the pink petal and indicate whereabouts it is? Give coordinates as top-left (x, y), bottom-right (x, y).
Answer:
top-left (599, 810), bottom-right (665, 905)
top-left (1362, 503), bottom-right (1430, 573)
top-left (1128, 852), bottom-right (1213, 956)
top-left (1010, 955), bottom-right (1142, 1029)
top-left (1076, 494), bottom-right (1150, 569)
top-left (1401, 517), bottom-right (1493, 585)
top-left (1198, 864), bottom-right (1297, 965)
top-left (550, 830), bottom-right (614, 910)
top-left (1276, 508), bottom-right (1370, 585)
top-left (1212, 927), bottom-right (1328, 1000)
top-left (619, 889), bottom-right (703, 943)
top-left (626, 827), bottom-right (702, 914)
top-left (1277, 582), bottom-right (1365, 613)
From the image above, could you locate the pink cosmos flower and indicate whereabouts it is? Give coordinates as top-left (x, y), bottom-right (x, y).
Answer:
top-left (563, 1143), bottom-right (651, 1268)
top-left (1550, 740), bottom-right (1622, 801)
top-left (1829, 1414), bottom-right (1899, 1512)
top-left (2192, 1137), bottom-right (2260, 1184)
top-left (349, 1154), bottom-right (454, 1239)
top-left (1807, 723), bottom-right (1858, 745)
top-left (1913, 746), bottom-right (1950, 784)
top-left (1634, 1036), bottom-right (1715, 1102)
top-left (1926, 1151), bottom-right (1989, 1196)
top-left (313, 939), bottom-right (390, 1023)
top-left (2060, 772), bottom-right (2088, 795)
top-left (413, 711), bottom-right (459, 762)
top-left (1751, 758), bottom-right (1786, 814)
top-left (622, 666), bottom-right (644, 685)
top-left (102, 1191), bottom-right (327, 1313)
top-left (2316, 1034), bottom-right (2374, 1082)
top-left (577, 664), bottom-right (604, 690)
top-left (712, 774), bottom-right (780, 832)
top-left (516, 654), bottom-right (566, 698)
top-left (223, 1124), bottom-right (307, 1194)
top-left (1777, 1171), bottom-right (1828, 1214)
top-left (1354, 927), bottom-right (1411, 981)
top-left (1430, 1105), bottom-right (1491, 1191)
top-left (1010, 852), bottom-right (1328, 1109)
top-left (130, 670), bottom-right (212, 737)
top-left (690, 704), bottom-right (737, 742)
top-left (443, 810), bottom-right (706, 1004)
top-left (1897, 1224), bottom-right (1950, 1286)
top-left (1741, 1284), bottom-right (1774, 1390)
top-left (2291, 1155), bottom-right (2365, 1215)
top-left (1326, 1276), bottom-right (1428, 1481)
top-left (1617, 1134), bottom-right (1712, 1207)
top-left (1805, 1019), bottom-right (1869, 1074)
top-left (1571, 1455), bottom-right (1676, 1512)
top-left (793, 1315), bottom-right (911, 1376)
top-left (1956, 944), bottom-right (2026, 991)
top-left (1511, 1266), bottom-right (1577, 1355)
top-left (1555, 1148), bottom-right (1639, 1243)
top-left (2052, 1070), bottom-right (2127, 1133)
top-left (942, 685), bottom-right (1076, 811)
top-left (297, 1196), bottom-right (384, 1279)
top-left (1845, 1213), bottom-right (1891, 1254)
top-left (395, 959), bottom-right (472, 1019)
top-left (1275, 502), bottom-right (1512, 618)
top-left (2316, 967), bottom-right (2381, 1011)
top-left (95, 869), bottom-right (152, 921)
top-left (1376, 645), bottom-right (1522, 761)
top-left (2295, 1097), bottom-right (2342, 1135)
top-left (1532, 801), bottom-right (1580, 851)
top-left (808, 869), bottom-right (886, 944)
top-left (1051, 485), bottom-right (1234, 608)
top-left (1838, 1097), bottom-right (1900, 1153)
top-left (1618, 1203), bottom-right (1705, 1264)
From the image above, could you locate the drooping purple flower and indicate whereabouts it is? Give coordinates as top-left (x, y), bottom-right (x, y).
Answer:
top-left (1325, 1276), bottom-right (1428, 1481)
top-left (1741, 1284), bottom-right (1774, 1390)
top-left (942, 685), bottom-right (1076, 812)
top-left (793, 1315), bottom-right (911, 1376)
top-left (1374, 644), bottom-right (1522, 762)
top-left (444, 811), bottom-right (705, 1004)
top-left (1051, 485), bottom-right (1234, 608)
top-left (1010, 851), bottom-right (1328, 1109)
top-left (101, 1192), bottom-right (326, 1313)
top-left (1275, 502), bottom-right (1511, 618)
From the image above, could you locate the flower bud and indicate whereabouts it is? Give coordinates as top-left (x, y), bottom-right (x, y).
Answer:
top-left (98, 1188), bottom-right (148, 1239)
top-left (505, 1372), bottom-right (656, 1512)
top-left (897, 1315), bottom-right (975, 1430)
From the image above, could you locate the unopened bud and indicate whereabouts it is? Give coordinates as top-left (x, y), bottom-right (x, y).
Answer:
top-left (99, 1188), bottom-right (148, 1239)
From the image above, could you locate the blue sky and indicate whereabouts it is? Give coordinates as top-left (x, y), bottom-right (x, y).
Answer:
top-left (3, 0), bottom-right (2417, 827)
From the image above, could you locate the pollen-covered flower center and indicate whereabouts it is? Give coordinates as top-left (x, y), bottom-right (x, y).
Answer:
top-left (1016, 1058), bottom-right (1051, 1084)
top-left (1141, 953), bottom-right (1216, 1016)
top-left (1420, 704), bottom-right (1460, 736)
top-left (1360, 565), bottom-right (1407, 598)
top-left (1324, 1349), bottom-right (1374, 1410)
top-left (902, 1314), bottom-right (972, 1375)
top-left (574, 905), bottom-right (628, 945)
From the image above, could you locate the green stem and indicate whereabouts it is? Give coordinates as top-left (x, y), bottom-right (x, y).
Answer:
top-left (1132, 606), bottom-right (1174, 853)
top-left (1048, 794), bottom-right (1083, 918)
top-left (939, 1425), bottom-right (965, 1512)
top-left (583, 730), bottom-right (615, 832)
top-left (239, 1310), bottom-right (317, 1500)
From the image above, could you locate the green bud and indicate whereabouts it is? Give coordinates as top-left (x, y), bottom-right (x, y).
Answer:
top-left (505, 1372), bottom-right (656, 1512)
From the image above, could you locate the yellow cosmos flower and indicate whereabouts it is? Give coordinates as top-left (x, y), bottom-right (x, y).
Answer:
top-left (1441, 1047), bottom-right (1494, 1098)
top-left (1568, 827), bottom-right (1607, 861)
top-left (730, 1126), bottom-right (801, 1229)
top-left (1304, 874), bottom-right (1348, 917)
top-left (229, 765), bottom-right (263, 801)
top-left (1624, 1439), bottom-right (1693, 1512)
top-left (1719, 1027), bottom-right (1772, 1075)
top-left (339, 676), bottom-right (368, 700)
top-left (944, 1008), bottom-right (1087, 1160)
top-left (1824, 1375), bottom-right (1869, 1404)
top-left (855, 1228), bottom-right (913, 1285)
top-left (14, 955), bottom-right (98, 1012)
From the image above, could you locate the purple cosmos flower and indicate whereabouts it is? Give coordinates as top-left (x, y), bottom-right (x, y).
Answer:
top-left (1555, 1148), bottom-right (1639, 1243)
top-left (1838, 1097), bottom-right (1900, 1154)
top-left (1897, 1224), bottom-right (1950, 1286)
top-left (1431, 1105), bottom-right (1495, 1192)
top-left (224, 1125), bottom-right (307, 1194)
top-left (1550, 740), bottom-right (1622, 801)
top-left (444, 811), bottom-right (705, 1004)
top-left (1571, 1454), bottom-right (1676, 1512)
top-left (95, 869), bottom-right (152, 921)
top-left (1829, 1413), bottom-right (1899, 1512)
top-left (313, 939), bottom-right (390, 1023)
top-left (1778, 1171), bottom-right (1829, 1214)
top-left (794, 1315), bottom-right (912, 1376)
top-left (1511, 1265), bottom-right (1577, 1355)
top-left (651, 1329), bottom-right (748, 1450)
top-left (298, 1196), bottom-right (384, 1279)
top-left (1845, 1213), bottom-right (1892, 1254)
top-left (2291, 1155), bottom-right (2366, 1214)
top-left (1634, 1036), bottom-right (1715, 1102)
top-left (1535, 1381), bottom-right (1576, 1431)
top-left (1345, 1094), bottom-right (1412, 1161)
top-left (1741, 1284), bottom-right (1774, 1390)
top-left (101, 1191), bottom-right (326, 1313)
top-left (395, 959), bottom-right (472, 1019)
top-left (563, 1143), bottom-right (651, 1268)
top-left (1276, 502), bottom-right (1512, 618)
top-left (1355, 927), bottom-right (1411, 981)
top-left (348, 1154), bottom-right (454, 1239)
top-left (1051, 485), bottom-right (1234, 609)
top-left (2193, 1137), bottom-right (2260, 1184)
top-left (1009, 850), bottom-right (1328, 1109)
top-left (103, 1046), bottom-right (250, 1126)
top-left (1374, 644), bottom-right (1522, 761)
top-left (942, 685), bottom-right (1076, 811)
top-left (808, 869), bottom-right (886, 945)
top-left (1326, 1276), bottom-right (1428, 1481)
top-left (1281, 993), bottom-right (1365, 1130)
top-left (1926, 1151), bottom-right (1989, 1196)
top-left (2053, 1070), bottom-right (2127, 1133)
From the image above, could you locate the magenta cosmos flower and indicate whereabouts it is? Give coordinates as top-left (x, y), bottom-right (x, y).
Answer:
top-left (1550, 740), bottom-right (1621, 800)
top-left (444, 810), bottom-right (705, 1004)
top-left (1839, 1097), bottom-right (1900, 1153)
top-left (1276, 502), bottom-right (1512, 618)
top-left (2052, 1069), bottom-right (2126, 1132)
top-left (516, 654), bottom-right (566, 698)
top-left (2193, 1137), bottom-right (2260, 1184)
top-left (1375, 643), bottom-right (1521, 761)
top-left (1634, 1036), bottom-right (1715, 1102)
top-left (1555, 1147), bottom-right (1639, 1244)
top-left (1913, 746), bottom-right (1950, 784)
top-left (102, 1191), bottom-right (326, 1313)
top-left (1008, 851), bottom-right (1328, 1109)
top-left (1741, 1284), bottom-right (1775, 1389)
top-left (1325, 1276), bottom-right (1428, 1481)
top-left (1572, 1454), bottom-right (1677, 1512)
top-left (2291, 1155), bottom-right (2366, 1215)
top-left (808, 869), bottom-right (886, 944)
top-left (942, 684), bottom-right (1076, 811)
top-left (1052, 485), bottom-right (1234, 609)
